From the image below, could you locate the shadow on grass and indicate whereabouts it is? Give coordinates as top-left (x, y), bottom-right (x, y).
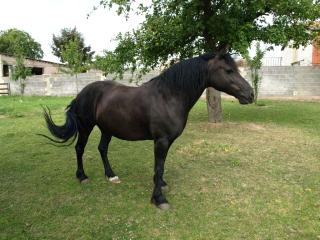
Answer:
top-left (189, 99), bottom-right (320, 134)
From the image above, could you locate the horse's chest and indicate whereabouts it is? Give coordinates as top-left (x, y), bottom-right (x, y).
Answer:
top-left (149, 111), bottom-right (187, 139)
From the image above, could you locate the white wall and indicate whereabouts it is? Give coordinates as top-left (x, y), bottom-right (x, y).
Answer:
top-left (262, 45), bottom-right (313, 66)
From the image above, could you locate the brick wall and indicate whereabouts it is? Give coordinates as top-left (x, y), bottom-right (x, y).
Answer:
top-left (312, 44), bottom-right (320, 65)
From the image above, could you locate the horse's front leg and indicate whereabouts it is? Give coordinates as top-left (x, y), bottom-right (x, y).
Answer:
top-left (151, 137), bottom-right (171, 210)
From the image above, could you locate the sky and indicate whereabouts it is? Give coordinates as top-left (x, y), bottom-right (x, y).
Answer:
top-left (0, 0), bottom-right (144, 62)
top-left (0, 0), bottom-right (295, 64)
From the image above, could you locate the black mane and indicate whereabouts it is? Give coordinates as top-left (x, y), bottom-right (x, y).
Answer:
top-left (148, 54), bottom-right (216, 93)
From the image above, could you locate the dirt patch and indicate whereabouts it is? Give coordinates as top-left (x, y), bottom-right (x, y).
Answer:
top-left (258, 96), bottom-right (320, 102)
top-left (211, 95), bottom-right (320, 102)
top-left (239, 123), bottom-right (266, 131)
top-left (199, 122), bottom-right (236, 129)
top-left (198, 122), bottom-right (266, 132)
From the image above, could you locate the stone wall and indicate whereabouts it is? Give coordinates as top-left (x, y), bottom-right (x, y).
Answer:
top-left (4, 66), bottom-right (320, 97)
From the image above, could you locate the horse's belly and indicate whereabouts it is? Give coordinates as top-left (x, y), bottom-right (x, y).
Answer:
top-left (99, 112), bottom-right (152, 140)
top-left (110, 123), bottom-right (152, 141)
top-left (96, 88), bottom-right (153, 140)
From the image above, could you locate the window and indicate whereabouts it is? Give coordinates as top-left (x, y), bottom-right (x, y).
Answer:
top-left (31, 67), bottom-right (43, 75)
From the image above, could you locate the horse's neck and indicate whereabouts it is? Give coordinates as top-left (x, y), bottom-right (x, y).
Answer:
top-left (184, 86), bottom-right (206, 112)
top-left (149, 64), bottom-right (208, 113)
top-left (169, 81), bottom-right (207, 115)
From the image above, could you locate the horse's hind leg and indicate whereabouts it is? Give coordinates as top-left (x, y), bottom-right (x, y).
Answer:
top-left (75, 128), bottom-right (92, 183)
top-left (98, 132), bottom-right (120, 184)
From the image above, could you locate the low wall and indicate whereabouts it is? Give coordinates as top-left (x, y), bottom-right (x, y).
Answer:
top-left (6, 71), bottom-right (160, 96)
top-left (4, 66), bottom-right (320, 97)
top-left (8, 72), bottom-right (105, 96)
top-left (256, 66), bottom-right (320, 97)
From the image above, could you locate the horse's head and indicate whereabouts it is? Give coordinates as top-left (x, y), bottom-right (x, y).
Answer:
top-left (205, 46), bottom-right (254, 104)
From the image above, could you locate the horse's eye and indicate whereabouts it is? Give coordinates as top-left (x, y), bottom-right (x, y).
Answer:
top-left (226, 69), bottom-right (233, 74)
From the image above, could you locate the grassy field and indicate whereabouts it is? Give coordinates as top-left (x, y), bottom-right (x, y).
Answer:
top-left (0, 96), bottom-right (320, 239)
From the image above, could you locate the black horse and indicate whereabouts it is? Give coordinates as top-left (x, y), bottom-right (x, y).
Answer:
top-left (41, 47), bottom-right (254, 210)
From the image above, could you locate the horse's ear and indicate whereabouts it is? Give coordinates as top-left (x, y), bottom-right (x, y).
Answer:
top-left (216, 43), bottom-right (230, 57)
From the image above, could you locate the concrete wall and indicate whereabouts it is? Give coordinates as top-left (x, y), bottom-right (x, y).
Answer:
top-left (261, 45), bottom-right (314, 66)
top-left (8, 72), bottom-right (105, 96)
top-left (280, 46), bottom-right (313, 66)
top-left (253, 66), bottom-right (320, 97)
top-left (3, 66), bottom-right (320, 97)
top-left (6, 70), bottom-right (162, 96)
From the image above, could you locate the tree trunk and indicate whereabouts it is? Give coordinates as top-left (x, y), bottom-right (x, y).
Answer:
top-left (206, 87), bottom-right (222, 123)
top-left (201, 0), bottom-right (223, 123)
top-left (75, 74), bottom-right (79, 94)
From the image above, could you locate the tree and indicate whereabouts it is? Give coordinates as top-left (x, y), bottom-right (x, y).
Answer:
top-left (0, 28), bottom-right (43, 59)
top-left (245, 42), bottom-right (265, 105)
top-left (52, 27), bottom-right (94, 63)
top-left (97, 0), bottom-right (320, 122)
top-left (61, 38), bottom-right (87, 93)
top-left (11, 55), bottom-right (32, 95)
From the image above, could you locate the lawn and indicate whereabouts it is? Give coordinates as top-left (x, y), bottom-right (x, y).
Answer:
top-left (0, 96), bottom-right (320, 239)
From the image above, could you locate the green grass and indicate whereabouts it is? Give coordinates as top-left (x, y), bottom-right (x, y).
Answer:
top-left (1, 96), bottom-right (320, 239)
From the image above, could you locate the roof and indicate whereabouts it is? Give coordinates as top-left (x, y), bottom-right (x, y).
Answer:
top-left (0, 53), bottom-right (64, 66)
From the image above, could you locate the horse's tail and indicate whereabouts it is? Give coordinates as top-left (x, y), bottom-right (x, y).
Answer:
top-left (39, 99), bottom-right (78, 146)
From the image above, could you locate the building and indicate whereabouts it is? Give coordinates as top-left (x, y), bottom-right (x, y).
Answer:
top-left (262, 43), bottom-right (320, 67)
top-left (263, 21), bottom-right (320, 67)
top-left (0, 53), bottom-right (64, 83)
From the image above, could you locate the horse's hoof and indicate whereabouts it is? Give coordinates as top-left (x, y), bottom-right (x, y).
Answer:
top-left (108, 176), bottom-right (121, 184)
top-left (157, 203), bottom-right (170, 210)
top-left (80, 178), bottom-right (89, 184)
top-left (161, 185), bottom-right (169, 192)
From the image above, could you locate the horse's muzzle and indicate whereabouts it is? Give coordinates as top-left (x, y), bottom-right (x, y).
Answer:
top-left (238, 91), bottom-right (254, 104)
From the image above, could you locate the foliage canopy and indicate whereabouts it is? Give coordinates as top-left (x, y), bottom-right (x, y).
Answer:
top-left (61, 38), bottom-right (88, 93)
top-left (61, 38), bottom-right (87, 75)
top-left (96, 0), bottom-right (320, 78)
top-left (52, 27), bottom-right (94, 63)
top-left (0, 28), bottom-right (43, 59)
top-left (244, 43), bottom-right (265, 105)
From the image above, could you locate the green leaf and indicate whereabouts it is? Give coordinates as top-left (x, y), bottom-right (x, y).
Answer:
top-left (95, 0), bottom-right (320, 80)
